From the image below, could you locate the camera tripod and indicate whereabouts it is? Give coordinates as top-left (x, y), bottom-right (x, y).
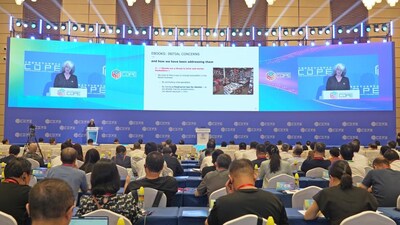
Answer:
top-left (23, 124), bottom-right (44, 159)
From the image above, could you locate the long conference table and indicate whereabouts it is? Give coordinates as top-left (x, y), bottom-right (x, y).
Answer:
top-left (134, 207), bottom-right (400, 225)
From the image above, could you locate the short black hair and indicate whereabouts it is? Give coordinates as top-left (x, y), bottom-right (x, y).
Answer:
top-left (38, 138), bottom-right (44, 142)
top-left (165, 139), bottom-right (172, 145)
top-left (162, 147), bottom-right (172, 154)
top-left (133, 142), bottom-right (141, 149)
top-left (384, 149), bottom-right (400, 162)
top-left (1, 139), bottom-right (8, 144)
top-left (145, 151), bottom-right (164, 173)
top-left (61, 141), bottom-right (73, 150)
top-left (256, 144), bottom-right (267, 153)
top-left (277, 140), bottom-right (283, 145)
top-left (387, 140), bottom-right (397, 149)
top-left (314, 142), bottom-right (326, 153)
top-left (87, 139), bottom-right (94, 144)
top-left (216, 154), bottom-right (231, 169)
top-left (137, 139), bottom-right (144, 144)
top-left (206, 141), bottom-right (216, 150)
top-left (116, 145), bottom-right (127, 154)
top-left (349, 141), bottom-right (360, 153)
top-left (281, 143), bottom-right (290, 152)
top-left (380, 145), bottom-right (391, 156)
top-left (4, 157), bottom-right (31, 178)
top-left (28, 179), bottom-right (74, 220)
top-left (49, 138), bottom-right (56, 144)
top-left (329, 147), bottom-right (340, 158)
top-left (91, 159), bottom-right (120, 195)
top-left (249, 141), bottom-right (258, 149)
top-left (169, 144), bottom-right (177, 154)
top-left (238, 142), bottom-right (247, 150)
top-left (229, 140), bottom-right (235, 145)
top-left (220, 141), bottom-right (227, 147)
top-left (60, 147), bottom-right (77, 164)
top-left (211, 149), bottom-right (224, 164)
top-left (372, 157), bottom-right (390, 167)
top-left (144, 142), bottom-right (158, 155)
top-left (340, 144), bottom-right (353, 160)
top-left (9, 145), bottom-right (20, 155)
top-left (205, 148), bottom-right (213, 156)
top-left (293, 145), bottom-right (303, 156)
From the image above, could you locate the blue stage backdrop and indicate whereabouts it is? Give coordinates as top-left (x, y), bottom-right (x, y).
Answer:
top-left (4, 38), bottom-right (396, 145)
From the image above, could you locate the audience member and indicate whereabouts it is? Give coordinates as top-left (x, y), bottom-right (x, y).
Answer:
top-left (199, 141), bottom-right (216, 167)
top-left (0, 158), bottom-right (31, 225)
top-left (384, 149), bottom-right (400, 171)
top-left (87, 139), bottom-right (94, 145)
top-left (2, 138), bottom-right (9, 145)
top-left (113, 138), bottom-right (120, 144)
top-left (24, 142), bottom-right (45, 167)
top-left (27, 178), bottom-right (75, 225)
top-left (49, 137), bottom-right (57, 145)
top-left (233, 142), bottom-right (247, 160)
top-left (280, 143), bottom-right (293, 160)
top-left (200, 148), bottom-right (214, 171)
top-left (206, 159), bottom-right (288, 225)
top-left (162, 147), bottom-right (183, 176)
top-left (287, 145), bottom-right (305, 166)
top-left (380, 145), bottom-right (391, 156)
top-left (304, 160), bottom-right (378, 225)
top-left (51, 141), bottom-right (74, 167)
top-left (361, 157), bottom-right (400, 207)
top-left (178, 139), bottom-right (185, 145)
top-left (339, 144), bottom-right (365, 177)
top-left (76, 159), bottom-right (141, 223)
top-left (125, 151), bottom-right (178, 206)
top-left (38, 138), bottom-right (44, 143)
top-left (202, 149), bottom-right (224, 178)
top-left (111, 145), bottom-right (131, 168)
top-left (368, 143), bottom-right (378, 150)
top-left (46, 147), bottom-right (87, 201)
top-left (0, 145), bottom-right (20, 164)
top-left (251, 144), bottom-right (268, 168)
top-left (220, 141), bottom-right (227, 147)
top-left (196, 154), bottom-right (231, 198)
top-left (328, 147), bottom-right (340, 164)
top-left (388, 140), bottom-right (397, 149)
top-left (242, 141), bottom-right (258, 161)
top-left (169, 143), bottom-right (178, 157)
top-left (259, 144), bottom-right (291, 188)
top-left (301, 142), bottom-right (331, 173)
top-left (137, 139), bottom-right (144, 144)
top-left (349, 140), bottom-right (369, 167)
top-left (72, 143), bottom-right (83, 161)
top-left (131, 142), bottom-right (157, 178)
top-left (79, 148), bottom-right (100, 173)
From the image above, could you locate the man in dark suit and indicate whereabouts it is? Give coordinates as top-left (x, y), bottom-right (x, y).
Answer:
top-left (0, 145), bottom-right (20, 164)
top-left (162, 147), bottom-right (183, 176)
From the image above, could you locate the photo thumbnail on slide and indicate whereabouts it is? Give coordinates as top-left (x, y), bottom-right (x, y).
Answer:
top-left (24, 51), bottom-right (106, 98)
top-left (213, 67), bottom-right (254, 95)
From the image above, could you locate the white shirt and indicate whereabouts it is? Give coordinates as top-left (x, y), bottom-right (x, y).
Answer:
top-left (390, 160), bottom-right (400, 171)
top-left (200, 156), bottom-right (213, 171)
top-left (280, 151), bottom-right (293, 161)
top-left (233, 150), bottom-right (246, 160)
top-left (242, 149), bottom-right (257, 161)
top-left (353, 152), bottom-right (369, 167)
top-left (348, 160), bottom-right (366, 177)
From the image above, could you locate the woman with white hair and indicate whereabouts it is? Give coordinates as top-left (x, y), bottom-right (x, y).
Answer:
top-left (326, 63), bottom-right (350, 90)
top-left (54, 60), bottom-right (78, 88)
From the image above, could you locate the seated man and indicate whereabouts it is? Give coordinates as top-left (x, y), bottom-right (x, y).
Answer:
top-left (233, 142), bottom-right (247, 160)
top-left (46, 147), bottom-right (87, 201)
top-left (360, 157), bottom-right (400, 207)
top-left (339, 144), bottom-right (365, 177)
top-left (200, 148), bottom-right (214, 171)
top-left (0, 158), bottom-right (32, 225)
top-left (280, 143), bottom-right (293, 160)
top-left (111, 145), bottom-right (131, 168)
top-left (0, 145), bottom-right (20, 164)
top-left (251, 144), bottom-right (268, 168)
top-left (242, 141), bottom-right (258, 161)
top-left (162, 147), bottom-right (183, 176)
top-left (206, 159), bottom-right (288, 225)
top-left (202, 149), bottom-right (224, 178)
top-left (27, 178), bottom-right (75, 225)
top-left (349, 140), bottom-right (369, 167)
top-left (384, 149), bottom-right (400, 171)
top-left (24, 142), bottom-right (45, 167)
top-left (301, 142), bottom-right (331, 173)
top-left (125, 151), bottom-right (178, 206)
top-left (196, 154), bottom-right (231, 198)
top-left (287, 145), bottom-right (305, 166)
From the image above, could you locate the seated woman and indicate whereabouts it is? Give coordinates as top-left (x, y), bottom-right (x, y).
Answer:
top-left (79, 148), bottom-right (100, 173)
top-left (304, 160), bottom-right (378, 225)
top-left (258, 144), bottom-right (291, 188)
top-left (76, 159), bottom-right (142, 223)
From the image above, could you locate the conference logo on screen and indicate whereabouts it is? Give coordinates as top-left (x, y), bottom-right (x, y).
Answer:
top-left (266, 71), bottom-right (291, 81)
top-left (111, 70), bottom-right (122, 80)
top-left (142, 127), bottom-right (157, 131)
top-left (328, 128), bottom-right (344, 133)
top-left (234, 134), bottom-right (249, 139)
top-left (15, 119), bottom-right (32, 124)
top-left (44, 132), bottom-right (61, 138)
top-left (342, 135), bottom-right (359, 140)
top-left (314, 122), bottom-right (330, 127)
top-left (342, 122), bottom-right (359, 127)
top-left (266, 71), bottom-right (276, 81)
top-left (101, 133), bottom-right (117, 138)
top-left (102, 120), bottom-right (117, 125)
top-left (357, 128), bottom-right (373, 133)
top-left (234, 122), bottom-right (249, 127)
top-left (73, 133), bottom-right (86, 138)
top-left (314, 135), bottom-right (330, 140)
top-left (208, 121), bottom-right (223, 126)
top-left (129, 121), bottom-right (144, 126)
top-left (260, 134), bottom-right (275, 140)
top-left (45, 119), bottom-right (62, 124)
top-left (371, 122), bottom-right (388, 127)
top-left (287, 122), bottom-right (302, 127)
top-left (115, 126), bottom-right (131, 131)
top-left (300, 128), bottom-right (316, 133)
top-left (168, 127), bottom-right (183, 132)
top-left (260, 122), bottom-right (276, 127)
top-left (129, 133), bottom-right (144, 138)
top-left (273, 128), bottom-right (289, 132)
top-left (247, 128), bottom-right (262, 132)
top-left (155, 121), bottom-right (170, 126)
top-left (14, 132), bottom-right (30, 138)
top-left (221, 127), bottom-right (236, 132)
top-left (371, 135), bottom-right (388, 140)
top-left (287, 135), bottom-right (302, 140)
top-left (210, 134), bottom-right (223, 139)
top-left (155, 134), bottom-right (170, 139)
top-left (60, 125), bottom-right (75, 131)
top-left (181, 134), bottom-right (196, 139)
top-left (111, 69), bottom-right (137, 80)
top-left (74, 120), bottom-right (90, 125)
top-left (181, 121), bottom-right (197, 126)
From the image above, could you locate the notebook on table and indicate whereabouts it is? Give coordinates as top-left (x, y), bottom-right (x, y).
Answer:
top-left (69, 216), bottom-right (109, 225)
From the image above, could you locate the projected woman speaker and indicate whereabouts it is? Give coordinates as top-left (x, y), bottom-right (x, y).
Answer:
top-left (326, 63), bottom-right (350, 91)
top-left (53, 60), bottom-right (78, 88)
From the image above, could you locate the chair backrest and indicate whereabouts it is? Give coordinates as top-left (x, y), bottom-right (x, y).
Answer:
top-left (83, 209), bottom-right (132, 225)
top-left (116, 164), bottom-right (128, 178)
top-left (26, 158), bottom-right (40, 169)
top-left (291, 186), bottom-right (322, 209)
top-left (143, 187), bottom-right (167, 209)
top-left (267, 174), bottom-right (295, 189)
top-left (364, 166), bottom-right (373, 175)
top-left (352, 175), bottom-right (364, 186)
top-left (86, 172), bottom-right (92, 190)
top-left (339, 211), bottom-right (396, 225)
top-left (28, 175), bottom-right (37, 187)
top-left (209, 187), bottom-right (227, 206)
top-left (397, 195), bottom-right (400, 209)
top-left (223, 214), bottom-right (268, 225)
top-left (305, 167), bottom-right (328, 178)
top-left (0, 210), bottom-right (18, 225)
top-left (76, 160), bottom-right (84, 168)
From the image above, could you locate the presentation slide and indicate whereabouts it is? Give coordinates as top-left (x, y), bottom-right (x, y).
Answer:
top-left (259, 43), bottom-right (394, 111)
top-left (144, 46), bottom-right (259, 111)
top-left (8, 38), bottom-right (144, 110)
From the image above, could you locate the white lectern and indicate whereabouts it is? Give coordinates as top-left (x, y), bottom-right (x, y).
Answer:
top-left (195, 128), bottom-right (211, 145)
top-left (86, 127), bottom-right (99, 144)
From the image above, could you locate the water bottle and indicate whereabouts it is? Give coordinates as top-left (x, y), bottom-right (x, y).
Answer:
top-left (117, 217), bottom-right (125, 225)
top-left (294, 173), bottom-right (300, 189)
top-left (138, 186), bottom-right (145, 209)
top-left (267, 216), bottom-right (275, 225)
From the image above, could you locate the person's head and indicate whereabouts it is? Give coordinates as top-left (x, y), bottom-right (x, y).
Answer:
top-left (87, 139), bottom-right (94, 145)
top-left (249, 141), bottom-right (258, 149)
top-left (256, 144), bottom-right (267, 157)
top-left (368, 143), bottom-right (378, 150)
top-left (310, 142), bottom-right (316, 151)
top-left (62, 60), bottom-right (75, 74)
top-left (238, 142), bottom-right (247, 150)
top-left (61, 141), bottom-right (73, 151)
top-left (9, 145), bottom-right (20, 156)
top-left (162, 147), bottom-right (172, 155)
top-left (144, 142), bottom-right (158, 155)
top-left (340, 144), bottom-right (354, 160)
top-left (206, 141), bottom-right (216, 150)
top-left (157, 144), bottom-right (163, 152)
top-left (137, 139), bottom-right (144, 144)
top-left (314, 142), bottom-right (326, 155)
top-left (83, 148), bottom-right (100, 164)
top-left (49, 137), bottom-right (56, 145)
top-left (211, 149), bottom-right (224, 164)
top-left (204, 148), bottom-right (213, 157)
top-left (329, 147), bottom-right (340, 158)
top-left (91, 159), bottom-right (120, 195)
top-left (169, 143), bottom-right (177, 155)
top-left (292, 145), bottom-right (303, 157)
top-left (329, 160), bottom-right (352, 190)
top-left (4, 157), bottom-right (31, 185)
top-left (349, 141), bottom-right (360, 153)
top-left (277, 140), bottom-right (283, 145)
top-left (2, 138), bottom-right (9, 144)
top-left (27, 179), bottom-right (74, 225)
top-left (333, 63), bottom-right (346, 77)
top-left (89, 119), bottom-right (94, 124)
top-left (383, 149), bottom-right (400, 163)
top-left (281, 143), bottom-right (290, 152)
top-left (375, 140), bottom-right (381, 146)
top-left (306, 140), bottom-right (311, 146)
top-left (133, 142), bottom-right (141, 150)
top-left (113, 138), bottom-right (119, 144)
top-left (380, 145), bottom-right (391, 156)
top-left (60, 147), bottom-right (77, 164)
top-left (72, 143), bottom-right (83, 161)
top-left (116, 145), bottom-right (127, 155)
top-left (145, 151), bottom-right (164, 174)
top-left (266, 144), bottom-right (281, 173)
top-left (387, 140), bottom-right (397, 149)
top-left (28, 142), bottom-right (38, 153)
top-left (228, 159), bottom-right (256, 190)
top-left (229, 140), bottom-right (235, 145)
top-left (38, 138), bottom-right (44, 143)
top-left (215, 154), bottom-right (231, 170)
top-left (220, 141), bottom-right (227, 147)
top-left (165, 139), bottom-right (172, 145)
top-left (372, 157), bottom-right (390, 170)
top-left (178, 139), bottom-right (185, 145)
top-left (264, 141), bottom-right (271, 146)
